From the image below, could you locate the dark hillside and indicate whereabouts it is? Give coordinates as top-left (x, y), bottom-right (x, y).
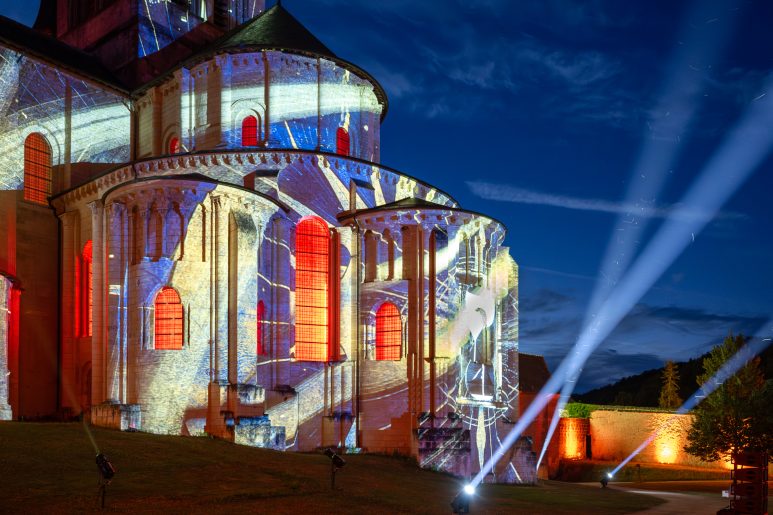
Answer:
top-left (575, 342), bottom-right (772, 407)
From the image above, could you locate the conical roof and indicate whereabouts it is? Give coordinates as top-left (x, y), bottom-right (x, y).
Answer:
top-left (216, 3), bottom-right (336, 59)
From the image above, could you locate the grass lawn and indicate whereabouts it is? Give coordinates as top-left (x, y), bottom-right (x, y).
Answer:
top-left (558, 459), bottom-right (729, 482)
top-left (0, 422), bottom-right (665, 514)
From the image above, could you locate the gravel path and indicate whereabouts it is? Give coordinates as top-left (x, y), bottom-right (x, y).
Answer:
top-left (613, 485), bottom-right (729, 514)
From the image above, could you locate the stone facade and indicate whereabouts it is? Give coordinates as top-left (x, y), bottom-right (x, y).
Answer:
top-left (0, 1), bottom-right (525, 483)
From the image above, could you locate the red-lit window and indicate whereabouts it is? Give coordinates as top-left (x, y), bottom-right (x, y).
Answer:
top-left (82, 240), bottom-right (93, 337)
top-left (336, 127), bottom-right (350, 156)
top-left (257, 300), bottom-right (266, 355)
top-left (24, 133), bottom-right (52, 205)
top-left (155, 287), bottom-right (183, 350)
top-left (169, 137), bottom-right (180, 155)
top-left (242, 116), bottom-right (259, 146)
top-left (295, 217), bottom-right (329, 361)
top-left (376, 302), bottom-right (402, 361)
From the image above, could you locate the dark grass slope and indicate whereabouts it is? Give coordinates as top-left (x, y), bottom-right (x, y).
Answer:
top-left (0, 422), bottom-right (663, 514)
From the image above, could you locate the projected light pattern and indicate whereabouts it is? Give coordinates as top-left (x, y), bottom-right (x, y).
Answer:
top-left (0, 2), bottom-right (524, 484)
top-left (610, 335), bottom-right (772, 476)
top-left (138, 1), bottom-right (265, 58)
top-left (0, 49), bottom-right (131, 189)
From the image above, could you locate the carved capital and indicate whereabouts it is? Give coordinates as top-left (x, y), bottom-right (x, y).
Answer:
top-left (87, 199), bottom-right (104, 217)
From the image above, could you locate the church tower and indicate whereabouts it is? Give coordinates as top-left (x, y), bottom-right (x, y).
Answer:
top-left (32, 0), bottom-right (266, 87)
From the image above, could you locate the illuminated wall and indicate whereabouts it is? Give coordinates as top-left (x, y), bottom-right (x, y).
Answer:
top-left (559, 417), bottom-right (590, 460)
top-left (562, 410), bottom-right (729, 470)
top-left (0, 2), bottom-right (525, 484)
top-left (134, 51), bottom-right (382, 163)
top-left (0, 275), bottom-right (12, 420)
top-left (0, 47), bottom-right (131, 189)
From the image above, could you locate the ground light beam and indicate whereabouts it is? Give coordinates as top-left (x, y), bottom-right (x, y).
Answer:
top-left (609, 333), bottom-right (772, 477)
top-left (537, 4), bottom-right (736, 472)
top-left (471, 75), bottom-right (773, 488)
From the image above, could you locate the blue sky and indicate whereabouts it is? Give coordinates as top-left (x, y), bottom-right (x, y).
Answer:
top-left (5, 0), bottom-right (773, 391)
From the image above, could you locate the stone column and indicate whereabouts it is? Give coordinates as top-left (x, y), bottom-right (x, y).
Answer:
top-left (213, 196), bottom-right (229, 384)
top-left (176, 69), bottom-right (194, 152)
top-left (59, 210), bottom-right (79, 411)
top-left (88, 200), bottom-right (106, 404)
top-left (105, 201), bottom-right (126, 403)
top-left (0, 276), bottom-right (13, 420)
top-left (216, 55), bottom-right (232, 148)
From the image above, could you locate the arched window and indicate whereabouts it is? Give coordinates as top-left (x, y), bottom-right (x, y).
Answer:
top-left (336, 127), bottom-right (350, 156)
top-left (257, 300), bottom-right (266, 355)
top-left (24, 133), bottom-right (52, 205)
top-left (169, 137), bottom-right (180, 155)
top-left (376, 303), bottom-right (401, 361)
top-left (82, 240), bottom-right (93, 337)
top-left (242, 115), bottom-right (259, 146)
top-left (295, 216), bottom-right (329, 361)
top-left (155, 287), bottom-right (183, 350)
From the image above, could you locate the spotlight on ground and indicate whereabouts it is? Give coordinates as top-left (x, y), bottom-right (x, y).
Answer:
top-left (451, 487), bottom-right (473, 514)
top-left (96, 453), bottom-right (115, 481)
top-left (95, 453), bottom-right (115, 509)
top-left (323, 448), bottom-right (346, 490)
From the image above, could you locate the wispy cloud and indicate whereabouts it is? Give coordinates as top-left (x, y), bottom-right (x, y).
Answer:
top-left (466, 180), bottom-right (745, 221)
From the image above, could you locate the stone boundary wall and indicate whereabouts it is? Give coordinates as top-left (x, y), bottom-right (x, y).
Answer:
top-left (588, 410), bottom-right (726, 469)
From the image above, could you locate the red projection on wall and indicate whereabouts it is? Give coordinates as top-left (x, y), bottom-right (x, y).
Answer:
top-left (169, 137), bottom-right (180, 155)
top-left (336, 127), bottom-right (350, 156)
top-left (82, 240), bottom-right (93, 336)
top-left (242, 115), bottom-right (259, 146)
top-left (295, 217), bottom-right (329, 361)
top-left (155, 287), bottom-right (183, 350)
top-left (23, 133), bottom-right (52, 205)
top-left (376, 302), bottom-right (402, 360)
top-left (257, 300), bottom-right (265, 355)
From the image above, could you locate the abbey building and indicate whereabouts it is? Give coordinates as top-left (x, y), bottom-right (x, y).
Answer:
top-left (0, 0), bottom-right (526, 482)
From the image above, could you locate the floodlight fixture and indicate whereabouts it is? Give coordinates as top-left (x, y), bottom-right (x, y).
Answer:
top-left (96, 453), bottom-right (115, 482)
top-left (324, 448), bottom-right (346, 490)
top-left (324, 448), bottom-right (346, 469)
top-left (95, 453), bottom-right (115, 509)
top-left (463, 484), bottom-right (475, 495)
top-left (451, 491), bottom-right (471, 514)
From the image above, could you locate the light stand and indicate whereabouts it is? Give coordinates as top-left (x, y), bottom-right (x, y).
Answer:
top-left (324, 448), bottom-right (346, 490)
top-left (95, 453), bottom-right (116, 509)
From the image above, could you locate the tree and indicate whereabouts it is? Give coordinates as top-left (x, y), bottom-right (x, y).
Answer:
top-left (612, 390), bottom-right (634, 406)
top-left (658, 361), bottom-right (682, 409)
top-left (684, 334), bottom-right (773, 462)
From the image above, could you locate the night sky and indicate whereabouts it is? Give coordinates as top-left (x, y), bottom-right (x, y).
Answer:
top-left (4, 1), bottom-right (772, 391)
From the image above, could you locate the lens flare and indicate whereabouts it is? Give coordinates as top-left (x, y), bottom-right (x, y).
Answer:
top-left (463, 484), bottom-right (475, 495)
